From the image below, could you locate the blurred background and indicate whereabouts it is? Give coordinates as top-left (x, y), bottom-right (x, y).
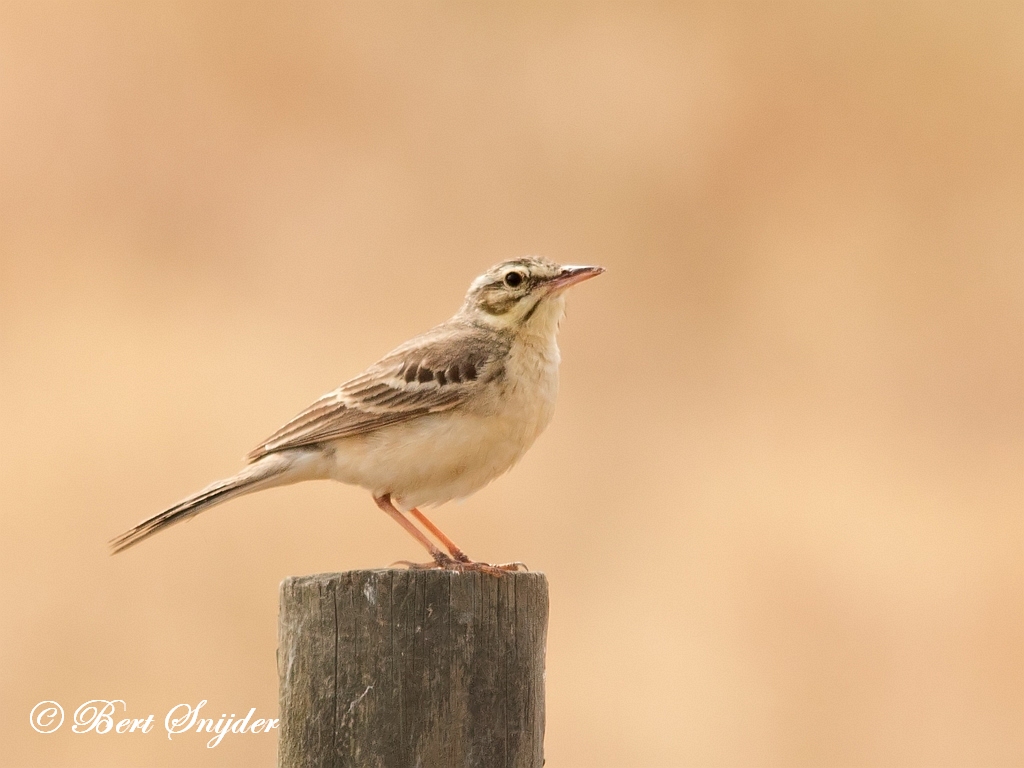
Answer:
top-left (1, 2), bottom-right (1021, 766)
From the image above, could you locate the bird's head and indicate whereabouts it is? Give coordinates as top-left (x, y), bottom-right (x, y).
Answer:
top-left (459, 256), bottom-right (604, 333)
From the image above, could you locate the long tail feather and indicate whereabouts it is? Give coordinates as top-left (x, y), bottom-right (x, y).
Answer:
top-left (110, 455), bottom-right (293, 554)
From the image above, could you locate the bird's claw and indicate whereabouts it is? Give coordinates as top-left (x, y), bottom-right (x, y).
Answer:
top-left (490, 561), bottom-right (529, 572)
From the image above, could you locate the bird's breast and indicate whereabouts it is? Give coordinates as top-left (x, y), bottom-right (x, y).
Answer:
top-left (493, 332), bottom-right (561, 436)
top-left (325, 335), bottom-right (562, 509)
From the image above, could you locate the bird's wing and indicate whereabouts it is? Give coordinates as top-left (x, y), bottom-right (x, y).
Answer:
top-left (246, 323), bottom-right (508, 461)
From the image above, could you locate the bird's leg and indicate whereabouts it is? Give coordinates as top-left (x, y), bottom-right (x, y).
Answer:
top-left (373, 495), bottom-right (526, 573)
top-left (373, 494), bottom-right (455, 568)
top-left (408, 508), bottom-right (471, 563)
top-left (409, 507), bottom-right (527, 574)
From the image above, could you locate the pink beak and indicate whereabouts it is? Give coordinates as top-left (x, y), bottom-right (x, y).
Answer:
top-left (545, 265), bottom-right (605, 293)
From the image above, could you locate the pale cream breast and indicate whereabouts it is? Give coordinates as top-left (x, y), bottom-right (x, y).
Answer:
top-left (324, 302), bottom-right (564, 509)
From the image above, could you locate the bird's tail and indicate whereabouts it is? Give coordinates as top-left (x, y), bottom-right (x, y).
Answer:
top-left (109, 453), bottom-right (295, 555)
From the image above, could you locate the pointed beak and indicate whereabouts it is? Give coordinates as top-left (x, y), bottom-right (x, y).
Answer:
top-left (545, 264), bottom-right (606, 294)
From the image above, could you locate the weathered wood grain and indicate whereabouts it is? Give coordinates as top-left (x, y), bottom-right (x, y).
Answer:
top-left (278, 570), bottom-right (548, 768)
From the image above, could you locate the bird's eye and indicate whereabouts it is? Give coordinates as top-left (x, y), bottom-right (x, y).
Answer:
top-left (504, 271), bottom-right (524, 288)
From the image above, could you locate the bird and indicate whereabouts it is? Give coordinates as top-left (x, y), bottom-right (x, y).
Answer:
top-left (110, 256), bottom-right (604, 572)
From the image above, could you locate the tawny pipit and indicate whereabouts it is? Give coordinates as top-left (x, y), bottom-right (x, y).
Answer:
top-left (111, 257), bottom-right (603, 571)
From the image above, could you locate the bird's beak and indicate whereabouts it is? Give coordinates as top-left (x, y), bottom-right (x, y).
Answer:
top-left (545, 265), bottom-right (605, 294)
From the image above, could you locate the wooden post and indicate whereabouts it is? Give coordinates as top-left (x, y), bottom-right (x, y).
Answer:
top-left (277, 570), bottom-right (548, 768)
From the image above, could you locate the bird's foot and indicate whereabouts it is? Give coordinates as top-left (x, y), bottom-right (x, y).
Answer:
top-left (491, 561), bottom-right (529, 572)
top-left (439, 548), bottom-right (528, 573)
top-left (451, 560), bottom-right (529, 576)
top-left (391, 555), bottom-right (528, 575)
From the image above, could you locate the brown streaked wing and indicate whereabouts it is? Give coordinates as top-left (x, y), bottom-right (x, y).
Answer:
top-left (246, 324), bottom-right (508, 461)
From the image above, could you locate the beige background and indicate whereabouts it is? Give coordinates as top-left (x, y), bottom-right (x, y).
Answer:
top-left (1, 3), bottom-right (1022, 767)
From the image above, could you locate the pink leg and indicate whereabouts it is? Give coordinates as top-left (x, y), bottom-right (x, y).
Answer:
top-left (374, 494), bottom-right (527, 574)
top-left (410, 507), bottom-right (527, 574)
top-left (409, 508), bottom-right (471, 562)
top-left (373, 494), bottom-right (453, 567)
